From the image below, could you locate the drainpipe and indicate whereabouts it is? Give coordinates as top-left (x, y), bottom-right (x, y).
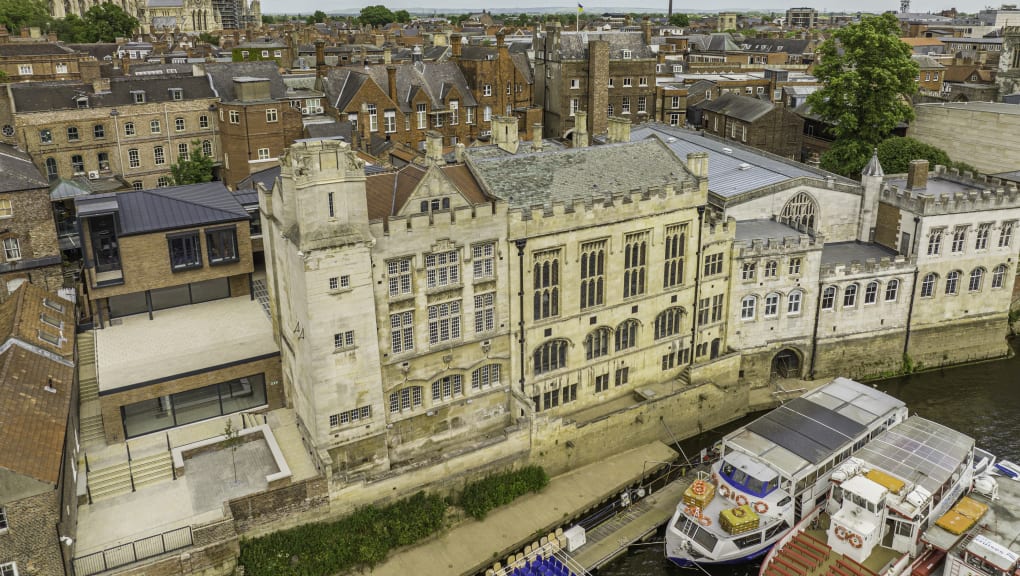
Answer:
top-left (808, 279), bottom-right (823, 379)
top-left (902, 217), bottom-right (923, 361)
top-left (515, 238), bottom-right (527, 393)
top-left (688, 205), bottom-right (706, 365)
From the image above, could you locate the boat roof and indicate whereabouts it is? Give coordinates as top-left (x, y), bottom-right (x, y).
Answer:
top-left (725, 377), bottom-right (905, 479)
top-left (855, 416), bottom-right (973, 497)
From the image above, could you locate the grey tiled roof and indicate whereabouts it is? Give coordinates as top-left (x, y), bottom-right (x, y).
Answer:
top-left (631, 123), bottom-right (854, 199)
top-left (11, 75), bottom-right (215, 112)
top-left (688, 33), bottom-right (743, 53)
top-left (236, 166), bottom-right (280, 192)
top-left (0, 145), bottom-right (47, 193)
top-left (700, 92), bottom-right (774, 122)
top-left (77, 182), bottom-right (249, 236)
top-left (323, 68), bottom-right (369, 111)
top-left (735, 219), bottom-right (803, 242)
top-left (65, 43), bottom-right (120, 60)
top-left (0, 43), bottom-right (74, 57)
top-left (555, 31), bottom-right (654, 60)
top-left (361, 62), bottom-right (477, 113)
top-left (466, 138), bottom-right (690, 209)
top-left (204, 61), bottom-right (287, 101)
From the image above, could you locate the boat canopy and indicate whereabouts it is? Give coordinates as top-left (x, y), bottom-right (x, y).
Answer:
top-left (855, 416), bottom-right (974, 496)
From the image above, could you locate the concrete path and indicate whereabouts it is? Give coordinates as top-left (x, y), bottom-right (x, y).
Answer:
top-left (368, 441), bottom-right (677, 576)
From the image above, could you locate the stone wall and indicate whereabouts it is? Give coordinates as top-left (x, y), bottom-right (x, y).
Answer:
top-left (909, 104), bottom-right (1020, 174)
top-left (110, 520), bottom-right (239, 576)
top-left (228, 477), bottom-right (328, 535)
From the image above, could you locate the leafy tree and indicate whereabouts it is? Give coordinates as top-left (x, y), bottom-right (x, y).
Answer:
top-left (669, 13), bottom-right (690, 27)
top-left (260, 14), bottom-right (276, 23)
top-left (807, 13), bottom-right (918, 177)
top-left (50, 14), bottom-right (90, 42)
top-left (198, 31), bottom-right (219, 45)
top-left (876, 137), bottom-right (950, 174)
top-left (171, 140), bottom-right (215, 185)
top-left (306, 9), bottom-right (327, 24)
top-left (0, 0), bottom-right (49, 34)
top-left (359, 4), bottom-right (395, 27)
top-left (81, 3), bottom-right (139, 42)
top-left (394, 9), bottom-right (410, 23)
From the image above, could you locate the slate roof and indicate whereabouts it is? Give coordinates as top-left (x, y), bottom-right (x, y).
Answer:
top-left (235, 165), bottom-right (281, 192)
top-left (688, 33), bottom-right (743, 53)
top-left (0, 283), bottom-right (75, 487)
top-left (631, 123), bottom-right (854, 199)
top-left (324, 68), bottom-right (370, 112)
top-left (305, 120), bottom-right (352, 141)
top-left (0, 43), bottom-right (75, 57)
top-left (554, 31), bottom-right (654, 60)
top-left (0, 144), bottom-right (48, 193)
top-left (466, 138), bottom-right (689, 209)
top-left (204, 61), bottom-right (287, 101)
top-left (364, 164), bottom-right (489, 220)
top-left (11, 75), bottom-right (215, 113)
top-left (75, 182), bottom-right (249, 236)
top-left (700, 92), bottom-right (775, 122)
top-left (361, 62), bottom-right (478, 113)
top-left (65, 43), bottom-right (120, 61)
top-left (912, 54), bottom-right (945, 68)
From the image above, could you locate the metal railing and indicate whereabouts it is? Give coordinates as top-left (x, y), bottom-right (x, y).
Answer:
top-left (72, 525), bottom-right (192, 576)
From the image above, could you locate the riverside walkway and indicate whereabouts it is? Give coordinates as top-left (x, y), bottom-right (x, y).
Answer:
top-left (368, 441), bottom-right (679, 576)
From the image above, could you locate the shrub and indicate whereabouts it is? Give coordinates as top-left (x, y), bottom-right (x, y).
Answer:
top-left (238, 491), bottom-right (446, 576)
top-left (459, 465), bottom-right (549, 520)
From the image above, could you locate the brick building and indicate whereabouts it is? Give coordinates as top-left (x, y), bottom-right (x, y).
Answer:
top-left (0, 144), bottom-right (64, 297)
top-left (0, 75), bottom-right (220, 191)
top-left (534, 24), bottom-right (657, 138)
top-left (700, 92), bottom-right (804, 159)
top-left (0, 283), bottom-right (77, 576)
top-left (454, 32), bottom-right (539, 141)
top-left (75, 182), bottom-right (281, 443)
top-left (204, 62), bottom-right (304, 189)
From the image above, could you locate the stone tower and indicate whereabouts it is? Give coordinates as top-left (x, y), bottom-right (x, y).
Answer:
top-left (997, 27), bottom-right (1020, 100)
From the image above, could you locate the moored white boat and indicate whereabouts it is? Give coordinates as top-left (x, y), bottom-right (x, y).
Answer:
top-left (664, 377), bottom-right (909, 567)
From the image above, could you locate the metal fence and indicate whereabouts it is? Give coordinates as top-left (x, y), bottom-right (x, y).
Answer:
top-left (72, 525), bottom-right (192, 576)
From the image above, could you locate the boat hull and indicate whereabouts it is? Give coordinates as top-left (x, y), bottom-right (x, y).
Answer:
top-left (667, 545), bottom-right (773, 568)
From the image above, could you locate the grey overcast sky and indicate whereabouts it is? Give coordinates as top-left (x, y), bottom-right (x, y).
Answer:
top-left (261, 1), bottom-right (991, 16)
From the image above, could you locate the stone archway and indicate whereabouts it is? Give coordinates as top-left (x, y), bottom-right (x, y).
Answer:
top-left (771, 348), bottom-right (802, 379)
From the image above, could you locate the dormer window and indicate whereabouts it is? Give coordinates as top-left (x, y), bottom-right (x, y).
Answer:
top-left (43, 298), bottom-right (65, 314)
top-left (38, 329), bottom-right (61, 346)
top-left (76, 96), bottom-right (89, 109)
top-left (41, 313), bottom-right (62, 329)
top-left (132, 90), bottom-right (146, 104)
top-left (169, 88), bottom-right (183, 100)
top-left (622, 49), bottom-right (632, 59)
top-left (420, 198), bottom-right (450, 212)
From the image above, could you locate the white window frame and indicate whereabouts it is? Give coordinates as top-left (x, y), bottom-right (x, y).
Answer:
top-left (3, 238), bottom-right (21, 261)
top-left (266, 108), bottom-right (278, 123)
top-left (740, 295), bottom-right (756, 320)
top-left (257, 147), bottom-right (270, 160)
top-left (18, 64), bottom-right (33, 75)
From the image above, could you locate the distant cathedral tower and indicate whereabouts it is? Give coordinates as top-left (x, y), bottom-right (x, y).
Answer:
top-left (900, 0), bottom-right (910, 12)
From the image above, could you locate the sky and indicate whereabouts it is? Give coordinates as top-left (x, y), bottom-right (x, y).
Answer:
top-left (260, 1), bottom-right (995, 16)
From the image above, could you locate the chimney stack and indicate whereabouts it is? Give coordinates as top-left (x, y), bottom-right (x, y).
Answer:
top-left (425, 131), bottom-right (445, 165)
top-left (387, 65), bottom-right (397, 102)
top-left (315, 40), bottom-right (326, 78)
top-left (383, 46), bottom-right (391, 64)
top-left (572, 111), bottom-right (588, 148)
top-left (687, 152), bottom-right (709, 179)
top-left (531, 123), bottom-right (543, 151)
top-left (642, 17), bottom-right (652, 45)
top-left (451, 33), bottom-right (462, 59)
top-left (907, 159), bottom-right (929, 190)
top-left (607, 116), bottom-right (632, 144)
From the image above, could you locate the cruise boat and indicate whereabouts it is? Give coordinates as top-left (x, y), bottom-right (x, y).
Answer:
top-left (759, 415), bottom-right (1016, 576)
top-left (665, 377), bottom-right (909, 567)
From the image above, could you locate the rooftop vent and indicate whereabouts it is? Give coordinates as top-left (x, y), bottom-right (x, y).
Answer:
top-left (722, 147), bottom-right (733, 154)
top-left (739, 163), bottom-right (751, 170)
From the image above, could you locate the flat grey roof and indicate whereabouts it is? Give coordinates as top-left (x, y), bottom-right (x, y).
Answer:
top-left (884, 176), bottom-right (985, 198)
top-left (747, 396), bottom-right (866, 464)
top-left (821, 242), bottom-right (897, 265)
top-left (735, 219), bottom-right (804, 242)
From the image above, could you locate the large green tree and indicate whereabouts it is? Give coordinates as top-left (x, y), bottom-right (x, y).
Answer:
top-left (0, 0), bottom-right (49, 34)
top-left (806, 13), bottom-right (918, 178)
top-left (171, 141), bottom-right (215, 185)
top-left (306, 9), bottom-right (327, 24)
top-left (71, 3), bottom-right (139, 42)
top-left (668, 13), bottom-right (690, 27)
top-left (876, 137), bottom-right (950, 174)
top-left (394, 9), bottom-right (410, 23)
top-left (359, 4), bottom-right (395, 27)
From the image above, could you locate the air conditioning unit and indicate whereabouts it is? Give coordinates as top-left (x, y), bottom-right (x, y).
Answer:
top-left (301, 107), bottom-right (310, 115)
top-left (313, 106), bottom-right (324, 114)
top-left (87, 170), bottom-right (100, 180)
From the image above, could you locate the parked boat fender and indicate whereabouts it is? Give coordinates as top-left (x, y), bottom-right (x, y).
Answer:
top-left (754, 501), bottom-right (769, 514)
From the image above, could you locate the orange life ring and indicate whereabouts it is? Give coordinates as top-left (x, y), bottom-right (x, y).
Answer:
top-left (835, 525), bottom-right (849, 540)
top-left (720, 485), bottom-right (731, 499)
top-left (733, 506), bottom-right (746, 518)
top-left (754, 501), bottom-right (769, 514)
top-left (699, 515), bottom-right (712, 526)
top-left (692, 480), bottom-right (707, 495)
top-left (735, 494), bottom-right (748, 506)
top-left (685, 505), bottom-right (695, 517)
top-left (848, 534), bottom-right (862, 549)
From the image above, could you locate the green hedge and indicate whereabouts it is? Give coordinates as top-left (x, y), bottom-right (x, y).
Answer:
top-left (238, 491), bottom-right (446, 576)
top-left (459, 466), bottom-right (549, 520)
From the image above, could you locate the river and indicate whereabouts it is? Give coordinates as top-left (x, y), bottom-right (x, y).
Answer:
top-left (595, 343), bottom-right (1020, 576)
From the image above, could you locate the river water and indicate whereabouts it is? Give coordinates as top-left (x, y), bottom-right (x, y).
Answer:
top-left (595, 343), bottom-right (1020, 576)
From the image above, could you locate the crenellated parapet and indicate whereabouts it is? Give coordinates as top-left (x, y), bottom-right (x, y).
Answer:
top-left (819, 254), bottom-right (913, 280)
top-left (880, 165), bottom-right (1020, 216)
top-left (734, 232), bottom-right (824, 258)
top-left (370, 201), bottom-right (509, 236)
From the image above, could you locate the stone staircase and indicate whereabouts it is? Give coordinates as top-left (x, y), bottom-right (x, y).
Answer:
top-left (678, 365), bottom-right (692, 387)
top-left (76, 332), bottom-right (105, 445)
top-left (87, 451), bottom-right (174, 502)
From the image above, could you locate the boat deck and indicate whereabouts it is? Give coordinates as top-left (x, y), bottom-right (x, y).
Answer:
top-left (942, 472), bottom-right (1020, 557)
top-left (764, 516), bottom-right (904, 576)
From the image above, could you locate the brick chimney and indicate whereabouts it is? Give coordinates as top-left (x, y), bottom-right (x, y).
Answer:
top-left (572, 111), bottom-right (588, 148)
top-left (907, 159), bottom-right (929, 190)
top-left (425, 130), bottom-right (445, 165)
top-left (607, 116), bottom-right (631, 144)
top-left (451, 33), bottom-right (462, 60)
top-left (531, 123), bottom-right (543, 151)
top-left (687, 152), bottom-right (709, 179)
top-left (315, 40), bottom-right (326, 78)
top-left (386, 65), bottom-right (397, 102)
top-left (642, 17), bottom-right (653, 45)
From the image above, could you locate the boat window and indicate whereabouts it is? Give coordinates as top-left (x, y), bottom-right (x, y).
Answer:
top-left (768, 477), bottom-right (780, 492)
top-left (777, 496), bottom-right (792, 507)
top-left (693, 526), bottom-right (719, 552)
top-left (747, 477), bottom-right (765, 494)
top-left (735, 532), bottom-right (762, 549)
top-left (722, 461), bottom-right (736, 476)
